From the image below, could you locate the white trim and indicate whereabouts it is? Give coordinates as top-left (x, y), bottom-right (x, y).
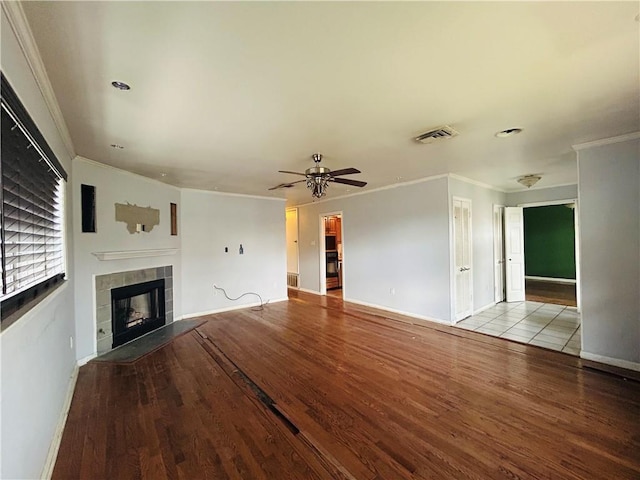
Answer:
top-left (517, 198), bottom-right (576, 208)
top-left (181, 187), bottom-right (286, 202)
top-left (294, 173), bottom-right (449, 207)
top-left (504, 182), bottom-right (578, 194)
top-left (41, 365), bottom-right (79, 479)
top-left (580, 351), bottom-right (640, 373)
top-left (77, 353), bottom-right (97, 366)
top-left (297, 287), bottom-right (322, 296)
top-left (91, 248), bottom-right (179, 261)
top-left (572, 131), bottom-right (640, 151)
top-left (181, 297), bottom-right (288, 319)
top-left (1, 1), bottom-right (76, 160)
top-left (525, 275), bottom-right (576, 284)
top-left (473, 302), bottom-right (497, 316)
top-left (75, 156), bottom-right (285, 201)
top-left (448, 173), bottom-right (504, 192)
top-left (343, 297), bottom-right (451, 326)
top-left (452, 196), bottom-right (473, 322)
top-left (75, 156), bottom-right (182, 191)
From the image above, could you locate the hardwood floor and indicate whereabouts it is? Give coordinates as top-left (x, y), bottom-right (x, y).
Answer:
top-left (54, 291), bottom-right (640, 479)
top-left (525, 279), bottom-right (577, 306)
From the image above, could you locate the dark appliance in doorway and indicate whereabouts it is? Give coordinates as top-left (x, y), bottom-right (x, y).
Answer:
top-left (326, 251), bottom-right (340, 290)
top-left (325, 235), bottom-right (337, 251)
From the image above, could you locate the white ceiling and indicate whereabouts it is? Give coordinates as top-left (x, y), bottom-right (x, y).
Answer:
top-left (21, 1), bottom-right (640, 205)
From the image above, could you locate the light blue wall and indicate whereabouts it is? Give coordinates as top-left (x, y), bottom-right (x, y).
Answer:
top-left (578, 138), bottom-right (639, 367)
top-left (298, 177), bottom-right (452, 323)
top-left (1, 9), bottom-right (77, 479)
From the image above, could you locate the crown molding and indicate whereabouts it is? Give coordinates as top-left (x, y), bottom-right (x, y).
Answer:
top-left (448, 173), bottom-right (505, 192)
top-left (1, 1), bottom-right (76, 160)
top-left (572, 131), bottom-right (640, 151)
top-left (294, 173), bottom-right (449, 208)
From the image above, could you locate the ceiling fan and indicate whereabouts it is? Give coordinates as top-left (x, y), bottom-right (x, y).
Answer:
top-left (269, 153), bottom-right (367, 198)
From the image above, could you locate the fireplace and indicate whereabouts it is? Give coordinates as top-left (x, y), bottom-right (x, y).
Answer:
top-left (95, 266), bottom-right (173, 355)
top-left (111, 279), bottom-right (166, 348)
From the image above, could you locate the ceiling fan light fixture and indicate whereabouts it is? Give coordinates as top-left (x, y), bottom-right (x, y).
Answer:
top-left (517, 174), bottom-right (542, 188)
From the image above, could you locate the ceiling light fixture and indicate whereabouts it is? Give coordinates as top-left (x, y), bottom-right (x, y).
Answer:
top-left (110, 143), bottom-right (124, 149)
top-left (495, 128), bottom-right (523, 138)
top-left (517, 174), bottom-right (542, 188)
top-left (111, 81), bottom-right (131, 90)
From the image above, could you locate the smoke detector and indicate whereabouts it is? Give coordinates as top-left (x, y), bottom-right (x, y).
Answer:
top-left (414, 125), bottom-right (459, 144)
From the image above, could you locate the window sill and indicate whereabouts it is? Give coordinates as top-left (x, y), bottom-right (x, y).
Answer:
top-left (1, 280), bottom-right (69, 332)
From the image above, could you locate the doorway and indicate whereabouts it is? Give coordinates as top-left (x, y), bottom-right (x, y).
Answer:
top-left (500, 200), bottom-right (579, 308)
top-left (320, 213), bottom-right (343, 298)
top-left (453, 197), bottom-right (473, 321)
top-left (285, 208), bottom-right (299, 288)
top-left (522, 201), bottom-right (578, 307)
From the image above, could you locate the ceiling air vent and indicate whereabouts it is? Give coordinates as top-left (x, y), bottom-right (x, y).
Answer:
top-left (414, 125), bottom-right (459, 144)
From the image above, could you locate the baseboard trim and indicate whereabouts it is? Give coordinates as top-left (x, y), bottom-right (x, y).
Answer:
top-left (525, 276), bottom-right (576, 285)
top-left (343, 297), bottom-right (451, 326)
top-left (77, 353), bottom-right (96, 366)
top-left (41, 364), bottom-right (79, 479)
top-left (580, 351), bottom-right (640, 372)
top-left (182, 297), bottom-right (288, 319)
top-left (473, 302), bottom-right (496, 315)
top-left (297, 287), bottom-right (322, 296)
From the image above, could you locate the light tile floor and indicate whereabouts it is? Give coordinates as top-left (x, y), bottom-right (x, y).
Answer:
top-left (456, 301), bottom-right (581, 356)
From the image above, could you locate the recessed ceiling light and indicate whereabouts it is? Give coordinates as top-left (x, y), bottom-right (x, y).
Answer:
top-left (110, 144), bottom-right (124, 149)
top-left (111, 81), bottom-right (131, 90)
top-left (495, 128), bottom-right (523, 138)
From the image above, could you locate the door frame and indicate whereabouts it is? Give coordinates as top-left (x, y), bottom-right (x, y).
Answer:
top-left (285, 208), bottom-right (299, 276)
top-left (319, 211), bottom-right (344, 296)
top-left (493, 204), bottom-right (506, 303)
top-left (517, 198), bottom-right (580, 311)
top-left (451, 196), bottom-right (473, 322)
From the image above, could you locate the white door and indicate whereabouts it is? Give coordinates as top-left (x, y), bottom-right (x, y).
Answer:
top-left (505, 206), bottom-right (525, 302)
top-left (493, 205), bottom-right (506, 302)
top-left (453, 198), bottom-right (473, 321)
top-left (285, 209), bottom-right (298, 273)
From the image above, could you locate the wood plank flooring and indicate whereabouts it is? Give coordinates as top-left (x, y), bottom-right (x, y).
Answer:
top-left (54, 291), bottom-right (640, 479)
top-left (525, 279), bottom-right (577, 306)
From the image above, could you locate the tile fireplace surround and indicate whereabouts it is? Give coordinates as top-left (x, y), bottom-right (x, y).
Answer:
top-left (95, 266), bottom-right (174, 355)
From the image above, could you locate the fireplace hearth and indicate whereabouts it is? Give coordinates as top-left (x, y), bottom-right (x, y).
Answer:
top-left (111, 279), bottom-right (165, 348)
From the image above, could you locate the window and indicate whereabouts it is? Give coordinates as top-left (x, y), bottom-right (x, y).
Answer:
top-left (1, 74), bottom-right (67, 322)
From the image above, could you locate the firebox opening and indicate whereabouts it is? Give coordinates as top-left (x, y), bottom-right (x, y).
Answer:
top-left (111, 279), bottom-right (166, 348)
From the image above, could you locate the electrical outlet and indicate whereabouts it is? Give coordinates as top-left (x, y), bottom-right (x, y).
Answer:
top-left (69, 336), bottom-right (74, 349)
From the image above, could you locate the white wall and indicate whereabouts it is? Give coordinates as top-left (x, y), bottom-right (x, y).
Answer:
top-left (1, 8), bottom-right (77, 479)
top-left (506, 184), bottom-right (578, 206)
top-left (180, 189), bottom-right (287, 316)
top-left (298, 177), bottom-right (452, 323)
top-left (448, 177), bottom-right (506, 312)
top-left (72, 158), bottom-right (181, 362)
top-left (578, 138), bottom-right (639, 369)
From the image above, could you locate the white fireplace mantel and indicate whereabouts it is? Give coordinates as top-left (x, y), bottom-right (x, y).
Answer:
top-left (91, 248), bottom-right (179, 261)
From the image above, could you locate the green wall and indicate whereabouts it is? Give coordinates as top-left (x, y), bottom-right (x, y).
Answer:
top-left (523, 205), bottom-right (576, 279)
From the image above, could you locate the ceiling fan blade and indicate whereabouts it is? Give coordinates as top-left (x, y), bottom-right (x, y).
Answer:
top-left (329, 167), bottom-right (361, 177)
top-left (330, 178), bottom-right (367, 187)
top-left (278, 170), bottom-right (307, 176)
top-left (268, 179), bottom-right (306, 190)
